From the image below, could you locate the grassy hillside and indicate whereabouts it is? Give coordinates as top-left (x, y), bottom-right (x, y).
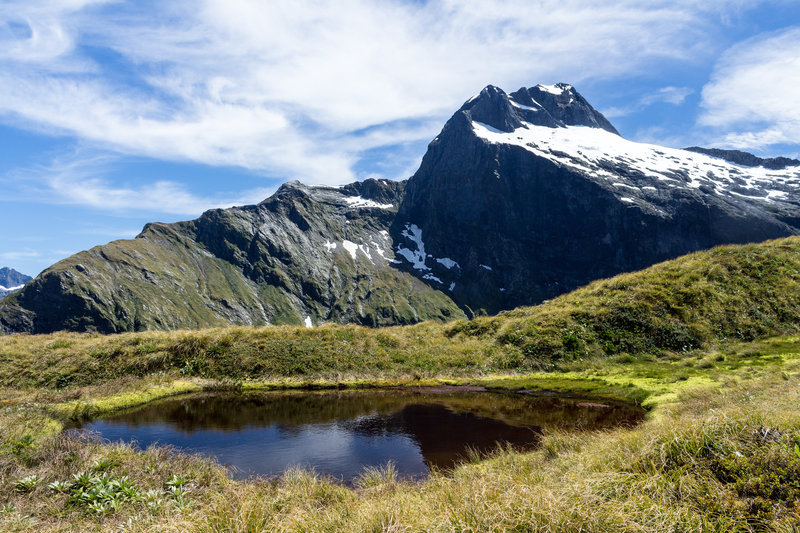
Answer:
top-left (3, 237), bottom-right (800, 531)
top-left (4, 237), bottom-right (800, 390)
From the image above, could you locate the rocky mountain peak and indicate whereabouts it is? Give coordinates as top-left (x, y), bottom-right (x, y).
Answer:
top-left (511, 83), bottom-right (619, 134)
top-left (457, 85), bottom-right (524, 133)
top-left (455, 82), bottom-right (618, 135)
top-left (4, 81), bottom-right (800, 334)
top-left (0, 267), bottom-right (31, 300)
top-left (0, 267), bottom-right (30, 288)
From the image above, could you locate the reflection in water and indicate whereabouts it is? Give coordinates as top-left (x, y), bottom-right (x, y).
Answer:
top-left (72, 389), bottom-right (644, 481)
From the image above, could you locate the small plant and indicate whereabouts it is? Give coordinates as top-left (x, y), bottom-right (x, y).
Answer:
top-left (143, 489), bottom-right (167, 512)
top-left (165, 473), bottom-right (189, 489)
top-left (91, 457), bottom-right (119, 472)
top-left (13, 475), bottom-right (40, 493)
top-left (70, 471), bottom-right (94, 490)
top-left (134, 341), bottom-right (159, 355)
top-left (48, 339), bottom-right (73, 350)
top-left (48, 480), bottom-right (70, 493)
top-left (165, 474), bottom-right (191, 509)
top-left (3, 435), bottom-right (36, 463)
top-left (65, 472), bottom-right (142, 515)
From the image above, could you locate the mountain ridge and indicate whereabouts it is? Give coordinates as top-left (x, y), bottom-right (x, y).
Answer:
top-left (3, 82), bottom-right (800, 334)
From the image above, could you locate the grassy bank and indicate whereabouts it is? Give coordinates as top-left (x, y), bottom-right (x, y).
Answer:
top-left (3, 237), bottom-right (800, 530)
top-left (5, 238), bottom-right (800, 393)
top-left (1, 339), bottom-right (799, 532)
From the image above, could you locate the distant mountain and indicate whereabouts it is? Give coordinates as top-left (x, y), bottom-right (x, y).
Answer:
top-left (0, 267), bottom-right (31, 300)
top-left (2, 82), bottom-right (800, 334)
top-left (684, 147), bottom-right (800, 171)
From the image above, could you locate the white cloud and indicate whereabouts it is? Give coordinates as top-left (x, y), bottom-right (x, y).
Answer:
top-left (643, 86), bottom-right (695, 106)
top-left (0, 0), bottom-right (785, 184)
top-left (7, 153), bottom-right (277, 216)
top-left (699, 27), bottom-right (800, 150)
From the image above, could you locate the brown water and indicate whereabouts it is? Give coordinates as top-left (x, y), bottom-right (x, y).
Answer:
top-left (72, 388), bottom-right (644, 482)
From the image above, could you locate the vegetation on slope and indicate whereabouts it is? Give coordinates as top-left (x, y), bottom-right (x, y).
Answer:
top-left (1, 341), bottom-right (799, 532)
top-left (3, 237), bottom-right (800, 530)
top-left (451, 236), bottom-right (800, 365)
top-left (3, 237), bottom-right (800, 390)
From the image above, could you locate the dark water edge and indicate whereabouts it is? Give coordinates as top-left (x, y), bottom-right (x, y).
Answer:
top-left (69, 388), bottom-right (645, 482)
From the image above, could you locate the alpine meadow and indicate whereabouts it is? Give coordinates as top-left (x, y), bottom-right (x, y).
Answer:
top-left (3, 2), bottom-right (800, 532)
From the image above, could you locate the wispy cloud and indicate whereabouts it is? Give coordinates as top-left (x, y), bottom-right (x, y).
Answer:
top-left (604, 86), bottom-right (694, 118)
top-left (699, 27), bottom-right (800, 150)
top-left (0, 250), bottom-right (41, 262)
top-left (0, 0), bottom-right (776, 185)
top-left (6, 153), bottom-right (277, 215)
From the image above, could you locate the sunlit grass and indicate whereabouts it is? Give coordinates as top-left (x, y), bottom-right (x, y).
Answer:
top-left (4, 237), bottom-right (800, 530)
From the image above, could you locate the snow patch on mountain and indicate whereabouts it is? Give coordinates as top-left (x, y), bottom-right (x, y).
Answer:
top-left (342, 240), bottom-right (359, 260)
top-left (510, 100), bottom-right (540, 111)
top-left (435, 257), bottom-right (459, 269)
top-left (537, 83), bottom-right (570, 95)
top-left (423, 273), bottom-right (443, 283)
top-left (342, 196), bottom-right (394, 209)
top-left (471, 121), bottom-right (800, 210)
top-left (396, 224), bottom-right (430, 270)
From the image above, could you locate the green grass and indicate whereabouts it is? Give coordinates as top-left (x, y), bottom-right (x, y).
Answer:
top-left (1, 357), bottom-right (799, 532)
top-left (5, 237), bottom-right (800, 393)
top-left (3, 237), bottom-right (800, 530)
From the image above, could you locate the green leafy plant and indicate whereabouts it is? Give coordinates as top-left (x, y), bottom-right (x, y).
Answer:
top-left (165, 474), bottom-right (191, 509)
top-left (13, 475), bottom-right (40, 493)
top-left (47, 480), bottom-right (70, 493)
top-left (65, 472), bottom-right (142, 515)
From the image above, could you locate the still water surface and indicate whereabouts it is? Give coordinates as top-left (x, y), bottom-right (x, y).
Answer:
top-left (73, 388), bottom-right (644, 481)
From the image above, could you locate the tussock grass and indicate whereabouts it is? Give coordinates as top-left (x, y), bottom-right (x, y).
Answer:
top-left (5, 238), bottom-right (800, 394)
top-left (3, 237), bottom-right (800, 530)
top-left (1, 351), bottom-right (799, 531)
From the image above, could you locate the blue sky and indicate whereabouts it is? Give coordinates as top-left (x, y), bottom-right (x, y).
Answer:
top-left (2, 0), bottom-right (800, 276)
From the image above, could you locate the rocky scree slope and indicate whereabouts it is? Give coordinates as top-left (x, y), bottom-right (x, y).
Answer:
top-left (3, 83), bottom-right (800, 334)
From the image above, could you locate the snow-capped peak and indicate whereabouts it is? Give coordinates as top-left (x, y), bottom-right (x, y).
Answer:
top-left (470, 119), bottom-right (800, 213)
top-left (536, 83), bottom-right (572, 95)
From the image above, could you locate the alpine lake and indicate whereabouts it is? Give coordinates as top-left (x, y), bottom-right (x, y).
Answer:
top-left (69, 387), bottom-right (645, 483)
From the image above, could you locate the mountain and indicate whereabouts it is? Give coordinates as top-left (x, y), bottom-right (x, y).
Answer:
top-left (684, 147), bottom-right (800, 170)
top-left (2, 82), bottom-right (800, 334)
top-left (0, 179), bottom-right (463, 334)
top-left (0, 267), bottom-right (31, 299)
top-left (392, 83), bottom-right (800, 315)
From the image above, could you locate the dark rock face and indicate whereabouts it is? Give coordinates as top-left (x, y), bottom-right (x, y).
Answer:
top-left (684, 147), bottom-right (800, 170)
top-left (457, 83), bottom-right (619, 135)
top-left (510, 83), bottom-right (620, 134)
top-left (393, 84), bottom-right (800, 315)
top-left (3, 82), bottom-right (800, 334)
